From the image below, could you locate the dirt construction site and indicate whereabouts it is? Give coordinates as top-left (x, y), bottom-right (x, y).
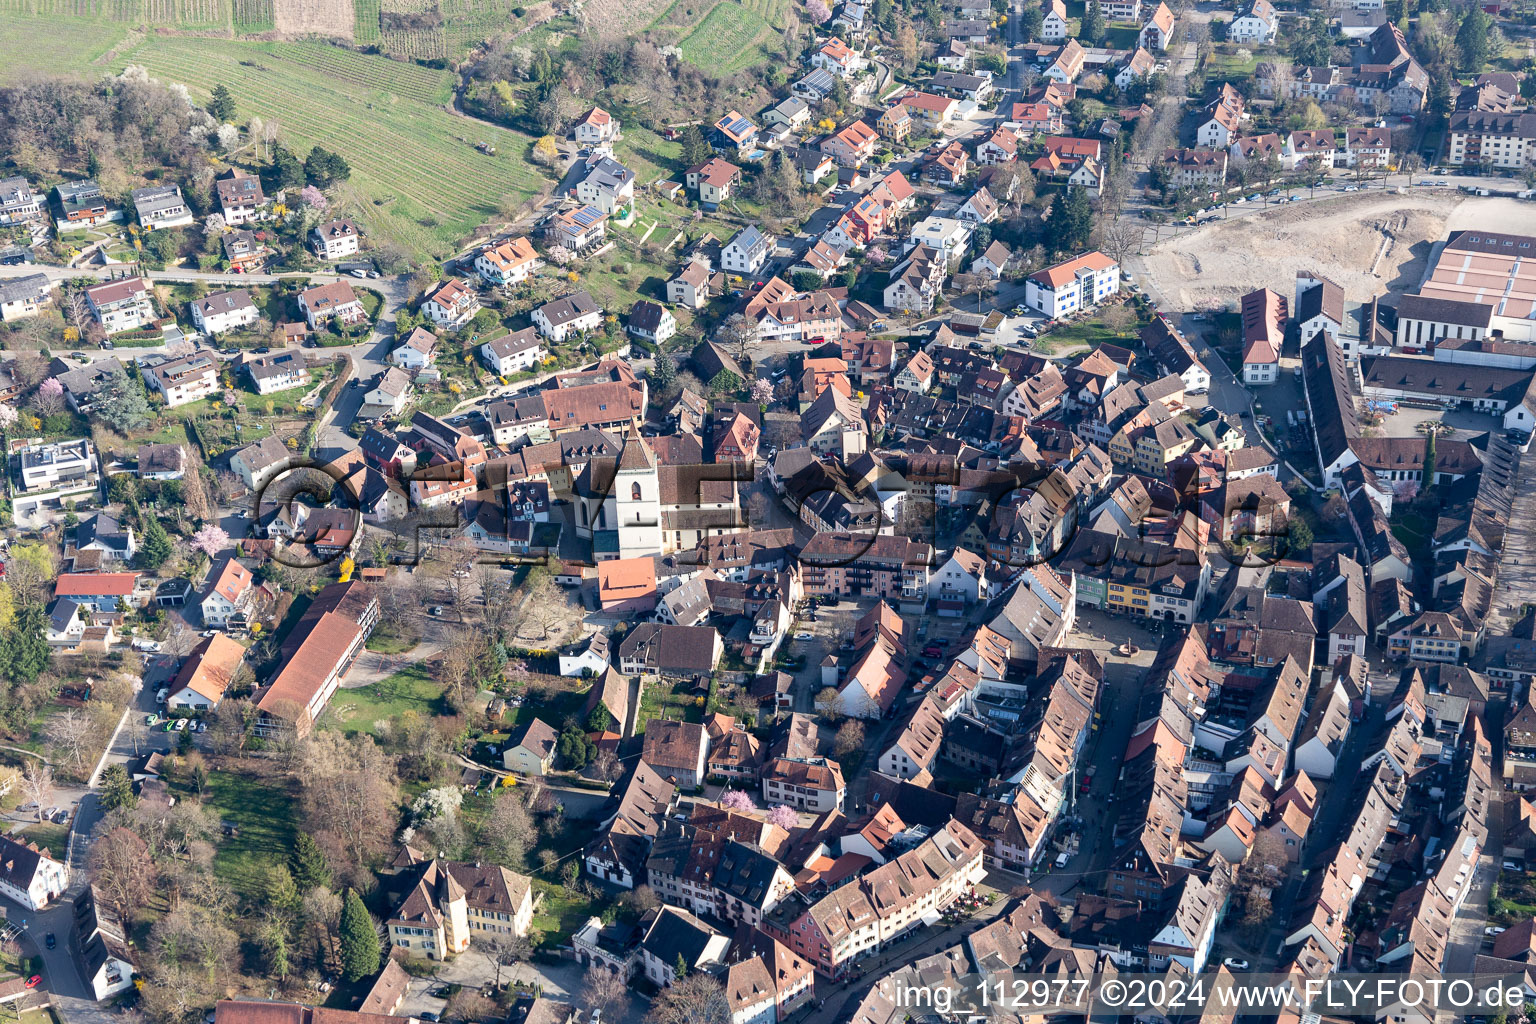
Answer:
top-left (1132, 192), bottom-right (1536, 312)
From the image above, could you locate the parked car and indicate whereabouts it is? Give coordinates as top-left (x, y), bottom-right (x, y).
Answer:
top-left (1222, 958), bottom-right (1248, 970)
top-left (44, 933), bottom-right (55, 950)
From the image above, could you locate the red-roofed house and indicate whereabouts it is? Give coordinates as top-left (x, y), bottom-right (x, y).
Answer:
top-left (201, 558), bottom-right (254, 628)
top-left (1241, 287), bottom-right (1286, 385)
top-left (821, 120), bottom-right (880, 168)
top-left (598, 557), bottom-right (659, 615)
top-left (1024, 250), bottom-right (1121, 317)
top-left (576, 106), bottom-right (620, 145)
top-left (54, 572), bottom-right (137, 612)
top-left (422, 278), bottom-right (481, 330)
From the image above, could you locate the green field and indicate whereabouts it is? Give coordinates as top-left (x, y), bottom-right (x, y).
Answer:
top-left (327, 663), bottom-right (449, 736)
top-left (201, 769), bottom-right (299, 901)
top-left (0, 12), bottom-right (131, 82)
top-left (676, 1), bottom-right (777, 74)
top-left (77, 32), bottom-right (549, 257)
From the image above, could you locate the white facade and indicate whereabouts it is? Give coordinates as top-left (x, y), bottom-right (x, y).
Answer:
top-left (0, 836), bottom-right (69, 910)
top-left (1024, 254), bottom-right (1120, 317)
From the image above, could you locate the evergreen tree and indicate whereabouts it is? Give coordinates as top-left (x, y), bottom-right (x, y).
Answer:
top-left (650, 353), bottom-right (678, 394)
top-left (708, 369), bottom-right (743, 396)
top-left (137, 516), bottom-right (173, 571)
top-left (1052, 187), bottom-right (1094, 252)
top-left (1456, 8), bottom-right (1492, 73)
top-left (97, 368), bottom-right (151, 434)
top-left (268, 146), bottom-right (306, 191)
top-left (675, 953), bottom-right (690, 980)
top-left (99, 764), bottom-right (136, 811)
top-left (1079, 1), bottom-right (1105, 45)
top-left (339, 888), bottom-right (381, 981)
top-left (680, 124), bottom-right (712, 167)
top-left (304, 147), bottom-right (352, 188)
top-left (291, 833), bottom-right (333, 892)
top-left (208, 84), bottom-right (236, 123)
top-left (0, 606), bottom-right (49, 685)
top-left (1018, 5), bottom-right (1043, 40)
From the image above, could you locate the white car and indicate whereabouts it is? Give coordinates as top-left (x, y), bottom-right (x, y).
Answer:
top-left (793, 632), bottom-right (814, 640)
top-left (1222, 958), bottom-right (1249, 970)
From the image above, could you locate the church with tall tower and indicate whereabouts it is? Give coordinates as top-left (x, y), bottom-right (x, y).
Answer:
top-left (574, 424), bottom-right (749, 560)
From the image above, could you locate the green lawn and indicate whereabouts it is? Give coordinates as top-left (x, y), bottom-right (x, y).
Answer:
top-left (0, 12), bottom-right (130, 85)
top-left (1102, 24), bottom-right (1140, 48)
top-left (327, 663), bottom-right (450, 735)
top-left (364, 626), bottom-right (419, 655)
top-left (529, 878), bottom-right (599, 944)
top-left (17, 822), bottom-right (69, 860)
top-left (634, 678), bottom-right (701, 734)
top-left (199, 769), bottom-right (298, 901)
top-left (502, 684), bottom-right (584, 732)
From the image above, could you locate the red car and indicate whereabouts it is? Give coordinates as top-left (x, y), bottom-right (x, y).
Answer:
top-left (24, 976), bottom-right (39, 989)
top-left (922, 644), bottom-right (943, 658)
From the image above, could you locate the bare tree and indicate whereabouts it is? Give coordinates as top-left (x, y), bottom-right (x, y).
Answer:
top-left (580, 966), bottom-right (632, 1020)
top-left (592, 748), bottom-right (622, 784)
top-left (91, 826), bottom-right (158, 924)
top-left (47, 708), bottom-right (93, 775)
top-left (647, 973), bottom-right (731, 1024)
top-left (19, 761), bottom-right (52, 823)
top-left (814, 687), bottom-right (842, 721)
top-left (833, 719), bottom-right (865, 757)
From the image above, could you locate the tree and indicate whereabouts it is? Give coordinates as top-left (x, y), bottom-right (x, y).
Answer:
top-left (33, 378), bottom-right (64, 417)
top-left (767, 804), bottom-right (798, 830)
top-left (98, 368), bottom-right (151, 433)
top-left (720, 790), bottom-right (756, 812)
top-left (580, 966), bottom-right (631, 1021)
top-left (91, 826), bottom-right (157, 925)
top-left (0, 606), bottom-right (49, 685)
top-left (1099, 304), bottom-right (1135, 337)
top-left (647, 972), bottom-right (730, 1024)
top-left (1051, 187), bottom-right (1094, 252)
top-left (339, 888), bottom-right (381, 981)
top-left (1018, 5), bottom-right (1043, 40)
top-left (814, 687), bottom-right (842, 720)
top-left (708, 369), bottom-right (743, 396)
top-left (304, 147), bottom-right (352, 187)
top-left (1079, 0), bottom-right (1105, 44)
top-left (207, 84), bottom-right (236, 123)
top-left (47, 708), bottom-right (93, 773)
top-left (807, 0), bottom-right (831, 20)
top-left (480, 791), bottom-right (536, 866)
top-left (895, 19), bottom-right (919, 71)
top-left (750, 377), bottom-right (774, 405)
top-left (651, 353), bottom-right (679, 395)
top-left (190, 524), bottom-right (229, 558)
top-left (19, 762), bottom-right (51, 823)
top-left (100, 764), bottom-right (136, 811)
top-left (679, 124), bottom-right (712, 167)
top-left (834, 719), bottom-right (865, 757)
top-left (268, 145), bottom-right (306, 190)
top-left (291, 833), bottom-right (333, 892)
top-left (1456, 8), bottom-right (1492, 73)
top-left (532, 135), bottom-right (561, 166)
top-left (137, 515), bottom-right (173, 571)
top-left (1284, 513), bottom-right (1314, 554)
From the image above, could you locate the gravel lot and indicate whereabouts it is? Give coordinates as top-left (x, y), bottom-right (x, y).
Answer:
top-left (1136, 193), bottom-right (1536, 312)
